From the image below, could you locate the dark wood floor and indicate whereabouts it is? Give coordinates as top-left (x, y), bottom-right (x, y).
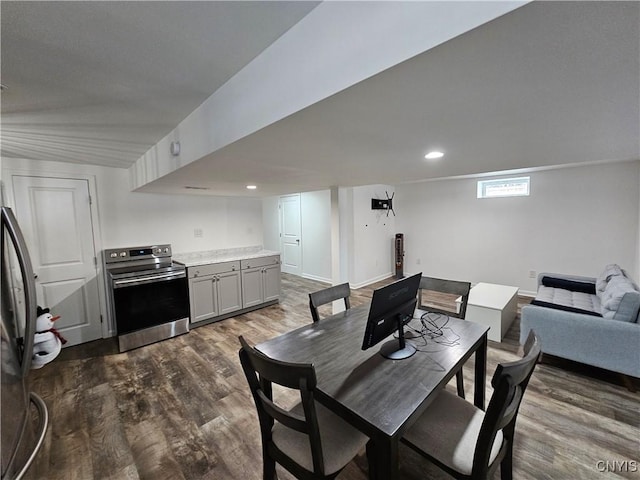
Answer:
top-left (26, 274), bottom-right (639, 479)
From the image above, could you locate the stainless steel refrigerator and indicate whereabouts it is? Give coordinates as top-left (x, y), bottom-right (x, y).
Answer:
top-left (1, 206), bottom-right (48, 480)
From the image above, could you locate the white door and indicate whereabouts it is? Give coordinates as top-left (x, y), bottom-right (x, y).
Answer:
top-left (12, 176), bottom-right (103, 346)
top-left (279, 194), bottom-right (302, 275)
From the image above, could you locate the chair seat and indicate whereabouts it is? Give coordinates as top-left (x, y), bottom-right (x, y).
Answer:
top-left (403, 389), bottom-right (504, 476)
top-left (272, 401), bottom-right (369, 475)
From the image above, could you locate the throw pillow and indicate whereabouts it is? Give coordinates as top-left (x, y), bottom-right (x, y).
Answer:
top-left (600, 275), bottom-right (638, 321)
top-left (595, 264), bottom-right (623, 294)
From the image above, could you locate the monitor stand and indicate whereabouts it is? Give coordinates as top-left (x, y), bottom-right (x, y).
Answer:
top-left (379, 314), bottom-right (416, 360)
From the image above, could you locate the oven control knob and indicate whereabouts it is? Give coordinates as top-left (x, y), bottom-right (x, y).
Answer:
top-left (110, 252), bottom-right (118, 258)
top-left (119, 251), bottom-right (127, 257)
top-left (163, 247), bottom-right (169, 253)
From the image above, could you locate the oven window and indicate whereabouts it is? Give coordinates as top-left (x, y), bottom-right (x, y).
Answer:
top-left (113, 277), bottom-right (189, 334)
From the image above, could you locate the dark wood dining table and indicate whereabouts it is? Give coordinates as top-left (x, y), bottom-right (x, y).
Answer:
top-left (256, 304), bottom-right (489, 479)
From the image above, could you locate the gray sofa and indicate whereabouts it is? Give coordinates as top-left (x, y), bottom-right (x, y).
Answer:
top-left (520, 264), bottom-right (640, 379)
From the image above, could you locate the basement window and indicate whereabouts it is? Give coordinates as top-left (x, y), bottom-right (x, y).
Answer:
top-left (477, 176), bottom-right (530, 199)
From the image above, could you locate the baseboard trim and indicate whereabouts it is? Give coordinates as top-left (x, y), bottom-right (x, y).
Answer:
top-left (301, 273), bottom-right (332, 284)
top-left (519, 290), bottom-right (537, 298)
top-left (351, 272), bottom-right (394, 290)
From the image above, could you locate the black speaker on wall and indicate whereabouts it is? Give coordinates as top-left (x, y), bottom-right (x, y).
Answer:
top-left (395, 233), bottom-right (404, 279)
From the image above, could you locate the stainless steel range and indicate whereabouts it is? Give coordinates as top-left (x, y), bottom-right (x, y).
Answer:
top-left (104, 244), bottom-right (189, 352)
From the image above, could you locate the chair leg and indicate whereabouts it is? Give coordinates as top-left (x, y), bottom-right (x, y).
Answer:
top-left (263, 455), bottom-right (277, 480)
top-left (500, 450), bottom-right (513, 480)
top-left (456, 368), bottom-right (465, 399)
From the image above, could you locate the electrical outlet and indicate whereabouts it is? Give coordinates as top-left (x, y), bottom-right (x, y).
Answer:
top-left (194, 228), bottom-right (203, 238)
top-left (529, 270), bottom-right (536, 279)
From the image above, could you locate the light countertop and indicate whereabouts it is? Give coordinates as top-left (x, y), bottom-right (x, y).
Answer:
top-left (173, 246), bottom-right (280, 267)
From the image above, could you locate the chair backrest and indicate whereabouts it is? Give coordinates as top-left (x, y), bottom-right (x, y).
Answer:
top-left (238, 336), bottom-right (328, 475)
top-left (472, 330), bottom-right (541, 477)
top-left (418, 276), bottom-right (471, 319)
top-left (308, 283), bottom-right (351, 322)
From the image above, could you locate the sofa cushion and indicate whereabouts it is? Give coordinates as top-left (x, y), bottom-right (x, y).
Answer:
top-left (595, 264), bottom-right (623, 294)
top-left (535, 285), bottom-right (600, 313)
top-left (541, 276), bottom-right (596, 294)
top-left (600, 276), bottom-right (640, 322)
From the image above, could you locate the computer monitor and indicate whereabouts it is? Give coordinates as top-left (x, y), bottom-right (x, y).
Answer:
top-left (361, 272), bottom-right (422, 360)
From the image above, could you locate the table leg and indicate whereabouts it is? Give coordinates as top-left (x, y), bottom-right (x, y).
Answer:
top-left (368, 435), bottom-right (399, 480)
top-left (474, 333), bottom-right (487, 410)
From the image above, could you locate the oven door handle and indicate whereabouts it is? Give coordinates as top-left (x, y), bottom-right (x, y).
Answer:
top-left (113, 272), bottom-right (185, 288)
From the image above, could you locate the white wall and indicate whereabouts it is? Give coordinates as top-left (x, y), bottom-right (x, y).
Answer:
top-left (395, 161), bottom-right (640, 294)
top-left (131, 1), bottom-right (525, 189)
top-left (2, 158), bottom-right (264, 254)
top-left (349, 184), bottom-right (396, 288)
top-left (262, 196), bottom-right (280, 252)
top-left (262, 190), bottom-right (333, 283)
top-left (263, 185), bottom-right (396, 287)
top-left (339, 187), bottom-right (354, 284)
top-left (637, 170), bottom-right (640, 279)
top-left (301, 190), bottom-right (332, 283)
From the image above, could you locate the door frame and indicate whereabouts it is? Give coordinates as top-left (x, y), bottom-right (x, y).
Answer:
top-left (2, 168), bottom-right (110, 339)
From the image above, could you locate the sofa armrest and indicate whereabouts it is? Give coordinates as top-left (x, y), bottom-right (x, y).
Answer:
top-left (520, 304), bottom-right (640, 378)
top-left (537, 272), bottom-right (597, 288)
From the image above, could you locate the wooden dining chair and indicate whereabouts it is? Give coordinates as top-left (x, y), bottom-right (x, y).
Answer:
top-left (418, 276), bottom-right (471, 320)
top-left (401, 331), bottom-right (541, 480)
top-left (418, 276), bottom-right (472, 398)
top-left (308, 283), bottom-right (351, 323)
top-left (238, 336), bottom-right (370, 480)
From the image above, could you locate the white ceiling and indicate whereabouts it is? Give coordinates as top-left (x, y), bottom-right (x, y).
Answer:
top-left (2, 1), bottom-right (639, 197)
top-left (1, 1), bottom-right (319, 167)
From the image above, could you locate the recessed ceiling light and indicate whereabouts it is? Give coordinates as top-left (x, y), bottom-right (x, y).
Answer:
top-left (425, 151), bottom-right (444, 160)
top-left (246, 185), bottom-right (257, 190)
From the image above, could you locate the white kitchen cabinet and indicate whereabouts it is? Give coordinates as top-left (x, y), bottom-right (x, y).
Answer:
top-left (188, 261), bottom-right (241, 324)
top-left (241, 255), bottom-right (281, 308)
